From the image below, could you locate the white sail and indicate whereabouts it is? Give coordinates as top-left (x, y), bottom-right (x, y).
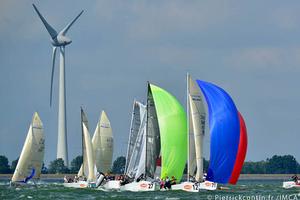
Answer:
top-left (188, 75), bottom-right (206, 182)
top-left (125, 101), bottom-right (142, 174)
top-left (187, 94), bottom-right (197, 177)
top-left (11, 112), bottom-right (45, 183)
top-left (135, 130), bottom-right (146, 180)
top-left (126, 102), bottom-right (147, 179)
top-left (82, 123), bottom-right (96, 181)
top-left (92, 111), bottom-right (113, 173)
top-left (78, 109), bottom-right (90, 177)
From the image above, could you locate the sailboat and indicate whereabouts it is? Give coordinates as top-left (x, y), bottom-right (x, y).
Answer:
top-left (92, 111), bottom-right (120, 190)
top-left (92, 111), bottom-right (113, 173)
top-left (173, 75), bottom-right (247, 192)
top-left (64, 108), bottom-right (96, 188)
top-left (124, 100), bottom-right (146, 180)
top-left (121, 100), bottom-right (154, 191)
top-left (283, 180), bottom-right (300, 189)
top-left (121, 83), bottom-right (187, 191)
top-left (11, 112), bottom-right (45, 186)
top-left (172, 74), bottom-right (216, 191)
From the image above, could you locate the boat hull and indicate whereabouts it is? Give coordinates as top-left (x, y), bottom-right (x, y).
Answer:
top-left (63, 181), bottom-right (89, 188)
top-left (97, 180), bottom-right (121, 190)
top-left (283, 181), bottom-right (300, 189)
top-left (120, 181), bottom-right (160, 192)
top-left (171, 181), bottom-right (217, 192)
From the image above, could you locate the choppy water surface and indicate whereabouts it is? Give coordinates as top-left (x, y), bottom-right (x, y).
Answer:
top-left (0, 179), bottom-right (299, 200)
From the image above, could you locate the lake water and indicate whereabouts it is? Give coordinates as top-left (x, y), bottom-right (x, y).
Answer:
top-left (0, 179), bottom-right (299, 200)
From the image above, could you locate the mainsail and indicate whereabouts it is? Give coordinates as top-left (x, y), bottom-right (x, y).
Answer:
top-left (125, 101), bottom-right (143, 175)
top-left (82, 123), bottom-right (96, 181)
top-left (125, 101), bottom-right (147, 179)
top-left (92, 111), bottom-right (113, 173)
top-left (78, 108), bottom-right (90, 177)
top-left (11, 112), bottom-right (45, 183)
top-left (187, 75), bottom-right (206, 182)
top-left (78, 108), bottom-right (97, 182)
top-left (145, 84), bottom-right (161, 178)
top-left (149, 84), bottom-right (187, 182)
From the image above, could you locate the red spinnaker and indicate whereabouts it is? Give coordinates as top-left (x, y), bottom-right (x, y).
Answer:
top-left (229, 112), bottom-right (248, 184)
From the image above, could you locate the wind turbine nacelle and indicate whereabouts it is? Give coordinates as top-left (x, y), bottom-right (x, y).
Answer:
top-left (51, 35), bottom-right (72, 46)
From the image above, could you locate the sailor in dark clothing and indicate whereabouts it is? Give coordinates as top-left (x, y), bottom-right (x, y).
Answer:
top-left (170, 176), bottom-right (177, 185)
top-left (291, 175), bottom-right (299, 184)
top-left (136, 173), bottom-right (144, 182)
top-left (164, 176), bottom-right (171, 189)
top-left (120, 175), bottom-right (130, 186)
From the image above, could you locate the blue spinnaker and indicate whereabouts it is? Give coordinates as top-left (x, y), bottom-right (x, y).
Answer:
top-left (196, 80), bottom-right (240, 184)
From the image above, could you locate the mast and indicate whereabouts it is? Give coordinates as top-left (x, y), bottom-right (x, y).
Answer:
top-left (186, 73), bottom-right (190, 182)
top-left (145, 82), bottom-right (149, 179)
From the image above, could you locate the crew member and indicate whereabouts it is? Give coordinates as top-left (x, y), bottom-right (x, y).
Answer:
top-left (292, 175), bottom-right (299, 184)
top-left (170, 176), bottom-right (177, 185)
top-left (164, 176), bottom-right (171, 189)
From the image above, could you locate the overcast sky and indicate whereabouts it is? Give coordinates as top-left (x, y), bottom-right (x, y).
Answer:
top-left (1, 0), bottom-right (300, 165)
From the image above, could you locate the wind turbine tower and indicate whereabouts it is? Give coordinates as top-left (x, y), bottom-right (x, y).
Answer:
top-left (33, 4), bottom-right (83, 166)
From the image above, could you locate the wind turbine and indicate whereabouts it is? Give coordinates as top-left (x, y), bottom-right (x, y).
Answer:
top-left (33, 4), bottom-right (84, 167)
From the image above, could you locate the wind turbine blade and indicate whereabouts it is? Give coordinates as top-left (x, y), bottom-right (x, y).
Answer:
top-left (32, 4), bottom-right (58, 39)
top-left (59, 10), bottom-right (84, 36)
top-left (50, 47), bottom-right (57, 107)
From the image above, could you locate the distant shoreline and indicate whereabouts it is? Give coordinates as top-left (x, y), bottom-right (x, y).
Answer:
top-left (0, 174), bottom-right (294, 180)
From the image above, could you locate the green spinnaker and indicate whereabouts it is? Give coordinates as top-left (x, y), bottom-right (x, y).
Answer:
top-left (149, 84), bottom-right (187, 182)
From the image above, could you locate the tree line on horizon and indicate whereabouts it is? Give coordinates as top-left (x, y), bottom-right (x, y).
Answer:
top-left (0, 155), bottom-right (126, 174)
top-left (0, 154), bottom-right (299, 175)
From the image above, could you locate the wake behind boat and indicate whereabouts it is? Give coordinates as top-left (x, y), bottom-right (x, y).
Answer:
top-left (10, 112), bottom-right (45, 186)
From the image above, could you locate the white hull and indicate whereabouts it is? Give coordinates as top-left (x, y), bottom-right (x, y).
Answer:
top-left (171, 181), bottom-right (217, 192)
top-left (63, 181), bottom-right (89, 188)
top-left (97, 180), bottom-right (121, 190)
top-left (120, 181), bottom-right (160, 192)
top-left (283, 181), bottom-right (300, 189)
